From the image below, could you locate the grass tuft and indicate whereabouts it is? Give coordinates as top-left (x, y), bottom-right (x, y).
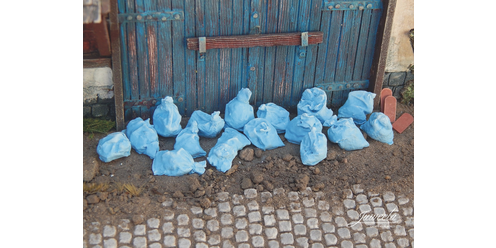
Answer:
top-left (83, 118), bottom-right (115, 133)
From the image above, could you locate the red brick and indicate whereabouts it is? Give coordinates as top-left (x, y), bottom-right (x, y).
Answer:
top-left (384, 96), bottom-right (397, 122)
top-left (380, 88), bottom-right (392, 113)
top-left (393, 113), bottom-right (413, 134)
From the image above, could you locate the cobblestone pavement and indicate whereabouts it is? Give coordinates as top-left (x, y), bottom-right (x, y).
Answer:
top-left (84, 185), bottom-right (414, 248)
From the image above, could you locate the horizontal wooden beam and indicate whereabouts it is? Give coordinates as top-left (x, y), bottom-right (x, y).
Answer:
top-left (187, 32), bottom-right (323, 51)
top-left (83, 58), bottom-right (112, 68)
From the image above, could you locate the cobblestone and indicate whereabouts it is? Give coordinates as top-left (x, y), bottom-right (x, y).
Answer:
top-left (85, 188), bottom-right (413, 248)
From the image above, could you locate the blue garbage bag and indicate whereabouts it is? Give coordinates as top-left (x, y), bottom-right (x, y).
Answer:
top-left (285, 113), bottom-right (323, 144)
top-left (152, 148), bottom-right (207, 176)
top-left (174, 120), bottom-right (207, 158)
top-left (97, 131), bottom-right (132, 162)
top-left (327, 118), bottom-right (369, 151)
top-left (188, 110), bottom-right (225, 138)
top-left (125, 118), bottom-right (159, 159)
top-left (225, 88), bottom-right (255, 131)
top-left (300, 127), bottom-right (328, 166)
top-left (153, 96), bottom-right (183, 137)
top-left (243, 118), bottom-right (285, 151)
top-left (338, 90), bottom-right (376, 125)
top-left (256, 103), bottom-right (290, 133)
top-left (360, 112), bottom-right (394, 145)
top-left (297, 87), bottom-right (334, 124)
top-left (322, 115), bottom-right (338, 127)
top-left (208, 128), bottom-right (251, 172)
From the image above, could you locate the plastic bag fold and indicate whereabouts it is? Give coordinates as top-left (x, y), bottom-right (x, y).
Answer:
top-left (338, 90), bottom-right (376, 125)
top-left (300, 127), bottom-right (328, 166)
top-left (297, 87), bottom-right (334, 124)
top-left (207, 128), bottom-right (251, 172)
top-left (174, 120), bottom-right (207, 158)
top-left (188, 110), bottom-right (225, 138)
top-left (327, 118), bottom-right (369, 151)
top-left (256, 103), bottom-right (290, 134)
top-left (152, 148), bottom-right (207, 176)
top-left (285, 113), bottom-right (323, 144)
top-left (360, 112), bottom-right (394, 145)
top-left (243, 118), bottom-right (285, 151)
top-left (97, 132), bottom-right (132, 162)
top-left (153, 96), bottom-right (183, 137)
top-left (225, 88), bottom-right (255, 131)
top-left (126, 117), bottom-right (159, 159)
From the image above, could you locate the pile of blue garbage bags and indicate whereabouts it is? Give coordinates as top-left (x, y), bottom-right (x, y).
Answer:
top-left (96, 87), bottom-right (394, 176)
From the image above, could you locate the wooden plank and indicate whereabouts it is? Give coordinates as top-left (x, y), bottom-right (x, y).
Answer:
top-left (332, 10), bottom-right (352, 106)
top-left (255, 0), bottom-right (268, 108)
top-left (172, 0), bottom-right (186, 114)
top-left (282, 0), bottom-right (299, 108)
top-left (363, 9), bottom-right (382, 81)
top-left (240, 0), bottom-right (251, 90)
top-left (126, 0), bottom-right (139, 101)
top-left (229, 0), bottom-right (245, 103)
top-left (271, 0), bottom-right (290, 106)
top-left (367, 5), bottom-right (390, 110)
top-left (313, 9), bottom-right (332, 90)
top-left (144, 0), bottom-right (159, 101)
top-left (261, 0), bottom-right (279, 105)
top-left (157, 0), bottom-right (173, 99)
top-left (110, 0), bottom-right (124, 130)
top-left (83, 58), bottom-right (111, 68)
top-left (204, 0), bottom-right (220, 113)
top-left (88, 17), bottom-right (112, 57)
top-left (301, 0), bottom-right (322, 97)
top-left (345, 10), bottom-right (362, 82)
top-left (247, 0), bottom-right (263, 107)
top-left (290, 0), bottom-right (312, 107)
top-left (195, 0), bottom-right (206, 111)
top-left (184, 0), bottom-right (197, 115)
top-left (218, 0), bottom-right (232, 111)
top-left (187, 32), bottom-right (323, 50)
top-left (352, 9), bottom-right (372, 81)
top-left (134, 0), bottom-right (150, 101)
top-left (118, 0), bottom-right (131, 102)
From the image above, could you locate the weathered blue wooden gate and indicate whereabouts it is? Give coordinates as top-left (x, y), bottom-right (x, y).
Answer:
top-left (117, 0), bottom-right (382, 120)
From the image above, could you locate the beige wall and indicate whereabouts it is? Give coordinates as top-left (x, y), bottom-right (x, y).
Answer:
top-left (385, 0), bottom-right (414, 72)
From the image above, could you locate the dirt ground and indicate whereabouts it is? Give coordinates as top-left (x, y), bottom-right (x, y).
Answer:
top-left (83, 103), bottom-right (413, 222)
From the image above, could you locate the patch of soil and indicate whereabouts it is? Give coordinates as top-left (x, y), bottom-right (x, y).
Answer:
top-left (83, 103), bottom-right (414, 221)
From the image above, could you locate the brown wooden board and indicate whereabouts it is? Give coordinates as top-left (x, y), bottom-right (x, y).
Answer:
top-left (186, 32), bottom-right (323, 51)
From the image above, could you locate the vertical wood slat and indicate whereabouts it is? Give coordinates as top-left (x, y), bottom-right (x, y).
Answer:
top-left (272, 0), bottom-right (290, 106)
top-left (352, 9), bottom-right (372, 81)
top-left (172, 0), bottom-right (186, 115)
top-left (111, 0), bottom-right (125, 130)
top-left (261, 0), bottom-right (278, 106)
top-left (144, 0), bottom-right (159, 100)
top-left (282, 0), bottom-right (300, 108)
top-left (314, 9), bottom-right (332, 89)
top-left (205, 0), bottom-right (220, 113)
top-left (326, 10), bottom-right (344, 106)
top-left (332, 10), bottom-right (353, 106)
top-left (255, 0), bottom-right (267, 108)
top-left (135, 0), bottom-right (150, 101)
top-left (126, 0), bottom-right (139, 102)
top-left (184, 0), bottom-right (197, 115)
top-left (339, 10), bottom-right (362, 104)
top-left (290, 0), bottom-right (312, 107)
top-left (157, 0), bottom-right (173, 99)
top-left (195, 0), bottom-right (206, 112)
top-left (247, 0), bottom-right (262, 107)
top-left (219, 0), bottom-right (232, 111)
top-left (118, 0), bottom-right (130, 101)
top-left (229, 0), bottom-right (245, 103)
top-left (301, 0), bottom-right (322, 98)
top-left (362, 9), bottom-right (382, 80)
top-left (125, 0), bottom-right (140, 119)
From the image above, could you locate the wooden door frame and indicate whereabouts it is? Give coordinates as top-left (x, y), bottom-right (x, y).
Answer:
top-left (109, 0), bottom-right (397, 130)
top-left (368, 0), bottom-right (397, 110)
